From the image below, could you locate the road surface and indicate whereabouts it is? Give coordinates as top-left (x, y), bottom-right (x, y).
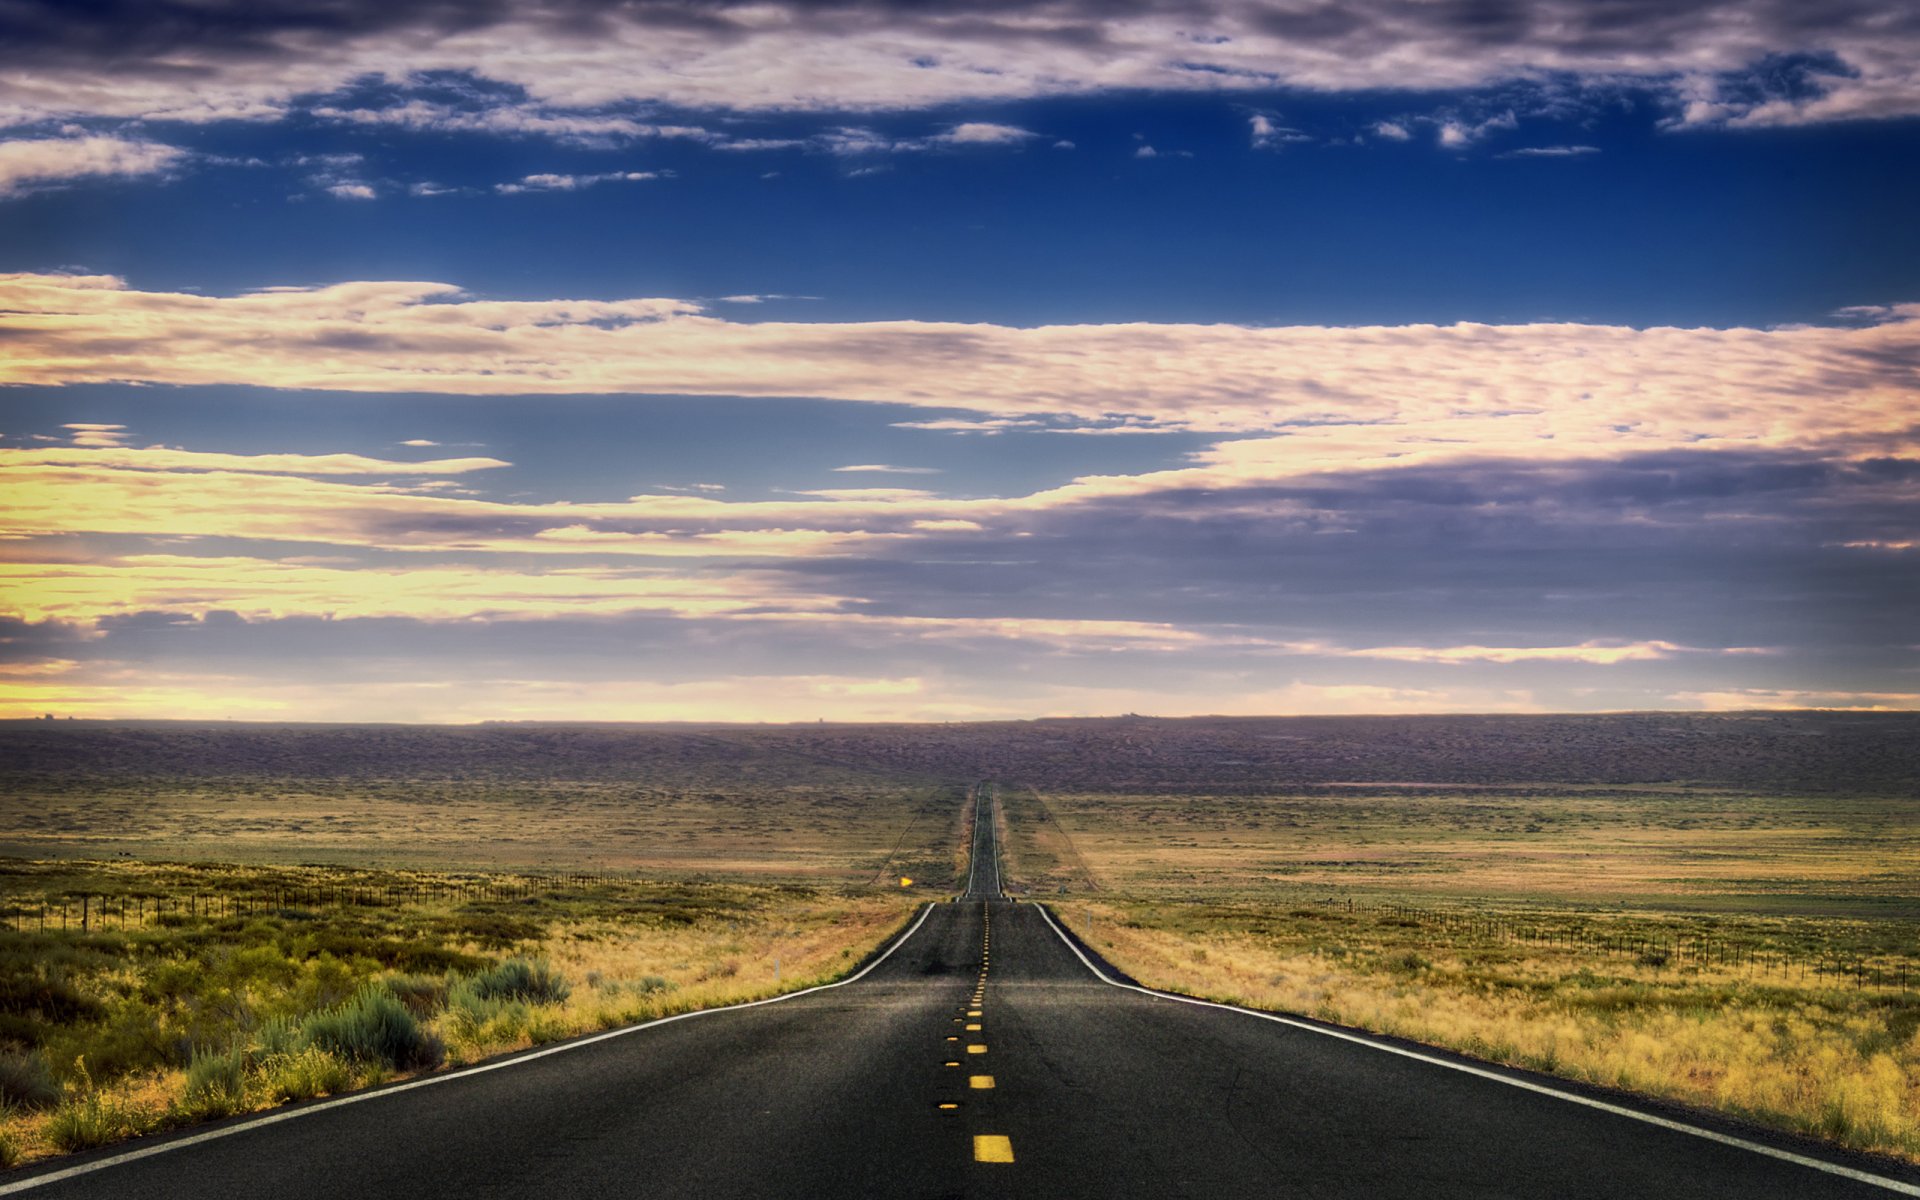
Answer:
top-left (10, 783), bottom-right (1916, 1198)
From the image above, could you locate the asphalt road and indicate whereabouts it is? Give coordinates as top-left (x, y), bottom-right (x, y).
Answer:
top-left (11, 784), bottom-right (1917, 1198)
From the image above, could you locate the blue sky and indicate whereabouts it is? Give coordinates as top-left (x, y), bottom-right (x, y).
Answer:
top-left (0, 1), bottom-right (1915, 721)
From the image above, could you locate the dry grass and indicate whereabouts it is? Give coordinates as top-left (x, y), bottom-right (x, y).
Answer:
top-left (1018, 776), bottom-right (1920, 1164)
top-left (0, 858), bottom-right (921, 1168)
top-left (1057, 898), bottom-right (1920, 1162)
top-left (1019, 786), bottom-right (1920, 911)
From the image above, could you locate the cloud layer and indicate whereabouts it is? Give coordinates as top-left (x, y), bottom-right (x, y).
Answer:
top-left (4, 275), bottom-right (1914, 471)
top-left (4, 271), bottom-right (1914, 720)
top-left (0, 136), bottom-right (183, 196)
top-left (1, 1), bottom-right (1917, 133)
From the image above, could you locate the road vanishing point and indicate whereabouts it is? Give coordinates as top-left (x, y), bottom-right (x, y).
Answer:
top-left (11, 785), bottom-right (1919, 1199)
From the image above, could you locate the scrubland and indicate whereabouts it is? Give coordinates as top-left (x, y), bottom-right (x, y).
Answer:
top-left (3, 716), bottom-right (1915, 1166)
top-left (1010, 782), bottom-right (1920, 1162)
top-left (0, 858), bottom-right (920, 1168)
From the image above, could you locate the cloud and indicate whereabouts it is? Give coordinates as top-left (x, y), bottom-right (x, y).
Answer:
top-left (1346, 640), bottom-right (1686, 665)
top-left (1134, 144), bottom-right (1159, 158)
top-left (724, 122), bottom-right (1040, 156)
top-left (0, 136), bottom-right (184, 198)
top-left (0, 555), bottom-right (838, 623)
top-left (494, 171), bottom-right (660, 194)
top-left (832, 464), bottom-right (941, 474)
top-left (1676, 688), bottom-right (1920, 712)
top-left (3, 445), bottom-right (510, 476)
top-left (312, 100), bottom-right (715, 146)
top-left (936, 122), bottom-right (1038, 145)
top-left (1437, 110), bottom-right (1519, 148)
top-left (325, 182), bottom-right (376, 200)
top-left (1501, 144), bottom-right (1601, 157)
top-left (1, 1), bottom-right (1916, 133)
top-left (4, 274), bottom-right (1914, 474)
top-left (61, 422), bottom-right (129, 448)
top-left (1249, 112), bottom-right (1309, 149)
top-left (1371, 120), bottom-right (1411, 141)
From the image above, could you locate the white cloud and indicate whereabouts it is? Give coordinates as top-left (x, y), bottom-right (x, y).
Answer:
top-left (312, 101), bottom-right (714, 146)
top-left (62, 422), bottom-right (129, 448)
top-left (4, 1), bottom-right (1917, 131)
top-left (1437, 110), bottom-right (1518, 149)
top-left (325, 182), bottom-right (376, 200)
top-left (1134, 144), bottom-right (1158, 158)
top-left (3, 274), bottom-right (1915, 476)
top-left (1371, 120), bottom-right (1411, 141)
top-left (832, 464), bottom-right (942, 474)
top-left (936, 122), bottom-right (1038, 145)
top-left (0, 137), bottom-right (184, 198)
top-left (1249, 113), bottom-right (1309, 149)
top-left (494, 171), bottom-right (660, 194)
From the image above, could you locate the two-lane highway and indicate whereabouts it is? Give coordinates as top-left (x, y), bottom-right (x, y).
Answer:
top-left (10, 785), bottom-right (1917, 1198)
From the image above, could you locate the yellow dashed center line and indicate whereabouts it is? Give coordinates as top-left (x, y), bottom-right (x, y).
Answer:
top-left (966, 1044), bottom-right (987, 1054)
top-left (965, 1023), bottom-right (981, 1030)
top-left (969, 1075), bottom-right (995, 1089)
top-left (974, 1135), bottom-right (1015, 1163)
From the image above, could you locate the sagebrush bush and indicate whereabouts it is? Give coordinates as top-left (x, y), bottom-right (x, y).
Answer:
top-left (253, 1013), bottom-right (299, 1058)
top-left (257, 1048), bottom-right (352, 1104)
top-left (468, 959), bottom-right (570, 1005)
top-left (46, 1091), bottom-right (150, 1152)
top-left (444, 980), bottom-right (528, 1047)
top-left (0, 1122), bottom-right (19, 1169)
top-left (384, 974), bottom-right (448, 1017)
top-left (299, 985), bottom-right (443, 1071)
top-left (182, 1046), bottom-right (248, 1118)
top-left (0, 1050), bottom-right (58, 1110)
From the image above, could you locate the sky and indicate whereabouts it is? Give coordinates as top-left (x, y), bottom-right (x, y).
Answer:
top-left (0, 0), bottom-right (1915, 723)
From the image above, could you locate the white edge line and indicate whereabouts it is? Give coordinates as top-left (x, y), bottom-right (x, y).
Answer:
top-left (1033, 902), bottom-right (1920, 1198)
top-left (0, 902), bottom-right (939, 1197)
top-left (964, 785), bottom-right (980, 897)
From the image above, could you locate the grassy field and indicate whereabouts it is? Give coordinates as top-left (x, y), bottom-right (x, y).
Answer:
top-left (3, 716), bottom-right (1915, 1168)
top-left (1008, 782), bottom-right (1920, 1162)
top-left (0, 857), bottom-right (923, 1168)
top-left (0, 725), bottom-right (961, 882)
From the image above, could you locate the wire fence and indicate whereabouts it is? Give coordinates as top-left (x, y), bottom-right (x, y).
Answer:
top-left (0, 872), bottom-right (604, 935)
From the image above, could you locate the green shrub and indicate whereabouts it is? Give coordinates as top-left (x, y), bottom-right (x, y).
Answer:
top-left (182, 1046), bottom-right (248, 1118)
top-left (0, 1122), bottom-right (19, 1169)
top-left (40, 998), bottom-right (175, 1081)
top-left (253, 1013), bottom-right (299, 1058)
top-left (256, 1048), bottom-right (352, 1104)
top-left (444, 979), bottom-right (527, 1046)
top-left (468, 959), bottom-right (570, 1005)
top-left (46, 1091), bottom-right (149, 1152)
top-left (299, 985), bottom-right (443, 1071)
top-left (526, 1010), bottom-right (573, 1046)
top-left (384, 974), bottom-right (448, 1017)
top-left (0, 1050), bottom-right (58, 1109)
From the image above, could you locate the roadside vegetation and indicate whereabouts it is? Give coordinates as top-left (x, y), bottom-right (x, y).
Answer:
top-left (1012, 781), bottom-right (1920, 1164)
top-left (1059, 897), bottom-right (1920, 1160)
top-left (0, 858), bottom-right (920, 1168)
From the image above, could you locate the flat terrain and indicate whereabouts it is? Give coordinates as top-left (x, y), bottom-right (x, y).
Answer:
top-left (8, 798), bottom-right (1916, 1200)
top-left (0, 723), bottom-right (964, 881)
top-left (2, 714), bottom-right (1916, 1166)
